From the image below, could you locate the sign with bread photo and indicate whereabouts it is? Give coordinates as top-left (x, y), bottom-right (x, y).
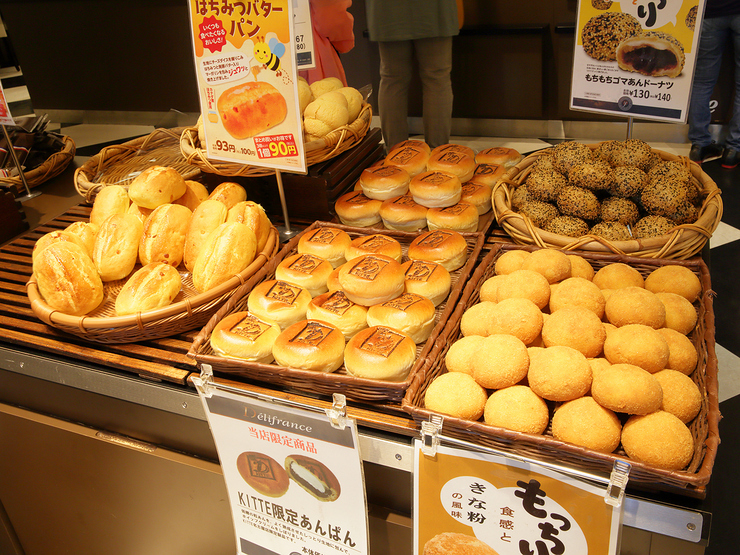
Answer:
top-left (570, 0), bottom-right (705, 123)
top-left (188, 0), bottom-right (307, 172)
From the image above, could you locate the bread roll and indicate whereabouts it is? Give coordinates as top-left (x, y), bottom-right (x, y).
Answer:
top-left (309, 76), bottom-right (343, 98)
top-left (471, 333), bottom-right (529, 389)
top-left (424, 372), bottom-right (488, 420)
top-left (210, 311), bottom-right (282, 363)
top-left (184, 199), bottom-right (228, 272)
top-left (358, 165), bottom-right (411, 200)
top-left (407, 229), bottom-right (468, 272)
top-left (430, 143), bottom-right (476, 160)
top-left (208, 181), bottom-right (247, 210)
top-left (226, 200), bottom-right (271, 253)
top-left (484, 385), bottom-right (550, 434)
top-left (126, 202), bottom-right (154, 224)
top-left (298, 77), bottom-right (314, 113)
top-left (304, 90), bottom-right (349, 137)
top-left (379, 194), bottom-right (428, 232)
top-left (366, 293), bottom-right (436, 343)
top-left (422, 533), bottom-right (497, 555)
top-left (284, 454), bottom-right (341, 502)
top-left (272, 319), bottom-right (345, 372)
top-left (63, 222), bottom-right (99, 257)
top-left (338, 254), bottom-right (405, 305)
top-left (445, 335), bottom-right (485, 375)
top-left (427, 150), bottom-right (476, 183)
top-left (336, 86), bottom-right (363, 121)
top-left (192, 222), bottom-right (257, 292)
top-left (383, 145), bottom-right (429, 177)
top-left (475, 146), bottom-right (522, 167)
top-left (139, 204), bottom-right (193, 267)
top-left (334, 190), bottom-right (382, 227)
top-left (247, 279), bottom-right (312, 330)
top-left (390, 139), bottom-right (431, 154)
top-left (218, 81), bottom-right (287, 139)
top-left (528, 344), bottom-right (592, 401)
top-left (645, 264), bottom-right (702, 302)
top-left (469, 163), bottom-right (506, 187)
top-left (93, 213), bottom-right (144, 281)
top-left (275, 253), bottom-right (333, 297)
top-left (236, 451), bottom-right (290, 497)
top-left (114, 262), bottom-right (182, 316)
top-left (90, 184), bottom-right (130, 227)
top-left (591, 363), bottom-right (663, 415)
top-left (401, 259), bottom-right (451, 306)
top-left (621, 411), bottom-right (694, 470)
top-left (33, 242), bottom-right (104, 316)
top-left (173, 180), bottom-right (209, 211)
top-left (297, 227), bottom-right (352, 268)
top-left (409, 170), bottom-right (462, 208)
top-left (128, 166), bottom-right (187, 210)
top-left (33, 230), bottom-right (90, 263)
top-left (426, 202), bottom-right (479, 233)
top-left (345, 234), bottom-right (403, 263)
top-left (520, 248), bottom-right (572, 284)
top-left (307, 290), bottom-right (369, 340)
top-left (460, 181), bottom-right (493, 214)
top-left (551, 396), bottom-right (622, 453)
top-left (344, 325), bottom-right (417, 381)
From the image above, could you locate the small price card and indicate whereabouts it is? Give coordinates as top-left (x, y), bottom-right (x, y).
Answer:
top-left (254, 133), bottom-right (300, 159)
top-left (414, 441), bottom-right (622, 555)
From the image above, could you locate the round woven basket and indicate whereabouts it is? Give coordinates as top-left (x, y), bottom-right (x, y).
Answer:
top-left (180, 102), bottom-right (373, 177)
top-left (0, 135), bottom-right (76, 195)
top-left (26, 227), bottom-right (279, 344)
top-left (74, 127), bottom-right (200, 204)
top-left (492, 145), bottom-right (723, 259)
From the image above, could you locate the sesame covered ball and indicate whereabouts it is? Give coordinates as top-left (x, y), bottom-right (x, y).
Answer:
top-left (582, 12), bottom-right (642, 61)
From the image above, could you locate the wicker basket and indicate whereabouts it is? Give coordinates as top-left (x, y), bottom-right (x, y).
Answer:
top-left (403, 243), bottom-right (721, 498)
top-left (492, 145), bottom-right (723, 259)
top-left (26, 227), bottom-right (279, 344)
top-left (74, 127), bottom-right (200, 204)
top-left (180, 103), bottom-right (373, 178)
top-left (0, 135), bottom-right (76, 194)
top-left (188, 221), bottom-right (485, 404)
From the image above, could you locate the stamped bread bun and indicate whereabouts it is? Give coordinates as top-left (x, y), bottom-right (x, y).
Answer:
top-left (334, 190), bottom-right (382, 227)
top-left (92, 213), bottom-right (144, 281)
top-left (184, 199), bottom-right (228, 272)
top-left (272, 319), bottom-right (346, 372)
top-left (429, 143), bottom-right (476, 160)
top-left (475, 146), bottom-right (522, 167)
top-left (210, 310), bottom-right (282, 363)
top-left (236, 451), bottom-right (290, 497)
top-left (128, 166), bottom-right (187, 209)
top-left (460, 181), bottom-right (493, 214)
top-left (379, 194), bottom-right (429, 232)
top-left (208, 181), bottom-right (248, 210)
top-left (366, 292), bottom-right (436, 343)
top-left (115, 262), bottom-right (182, 316)
top-left (345, 233), bottom-right (403, 263)
top-left (307, 290), bottom-right (369, 340)
top-left (247, 279), bottom-right (312, 330)
top-left (192, 222), bottom-right (257, 293)
top-left (358, 164), bottom-right (411, 200)
top-left (427, 150), bottom-right (476, 183)
top-left (383, 145), bottom-right (429, 177)
top-left (344, 325), bottom-right (417, 381)
top-left (469, 163), bottom-right (506, 187)
top-left (89, 184), bottom-right (130, 226)
top-left (139, 203), bottom-right (193, 267)
top-left (218, 81), bottom-right (287, 139)
top-left (226, 201), bottom-right (272, 253)
top-left (284, 454), bottom-right (341, 502)
top-left (297, 226), bottom-right (352, 268)
top-left (338, 253), bottom-right (405, 305)
top-left (401, 259), bottom-right (451, 306)
top-left (426, 202), bottom-right (480, 233)
top-left (408, 170), bottom-right (462, 208)
top-left (275, 253), bottom-right (333, 297)
top-left (389, 139), bottom-right (431, 154)
top-left (407, 229), bottom-right (468, 271)
top-left (33, 241), bottom-right (104, 316)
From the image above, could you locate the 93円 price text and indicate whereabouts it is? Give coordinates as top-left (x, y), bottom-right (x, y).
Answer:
top-left (213, 139), bottom-right (254, 156)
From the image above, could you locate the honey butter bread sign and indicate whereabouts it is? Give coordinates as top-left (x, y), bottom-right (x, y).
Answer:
top-left (188, 0), bottom-right (306, 172)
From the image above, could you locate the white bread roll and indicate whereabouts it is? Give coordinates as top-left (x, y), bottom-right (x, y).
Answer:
top-left (173, 180), bottom-right (209, 211)
top-left (334, 190), bottom-right (382, 227)
top-left (64, 222), bottom-right (99, 257)
top-left (33, 230), bottom-right (90, 263)
top-left (192, 222), bottom-right (257, 293)
top-left (408, 230), bottom-right (468, 272)
top-left (358, 165), bottom-right (411, 200)
top-left (427, 150), bottom-right (476, 183)
top-left (426, 202), bottom-right (480, 233)
top-left (128, 166), bottom-right (187, 209)
top-left (89, 184), bottom-right (130, 227)
top-left (139, 203), bottom-right (193, 267)
top-left (226, 200), bottom-right (271, 253)
top-left (115, 262), bottom-right (182, 316)
top-left (303, 91), bottom-right (349, 138)
top-left (208, 181), bottom-right (247, 210)
top-left (184, 199), bottom-right (228, 272)
top-left (345, 234), bottom-right (403, 263)
top-left (275, 253), bottom-right (333, 297)
top-left (401, 260), bottom-right (451, 306)
top-left (409, 170), bottom-right (462, 208)
top-left (379, 194), bottom-right (429, 232)
top-left (309, 76), bottom-right (344, 99)
top-left (383, 145), bottom-right (429, 177)
top-left (93, 213), bottom-right (144, 282)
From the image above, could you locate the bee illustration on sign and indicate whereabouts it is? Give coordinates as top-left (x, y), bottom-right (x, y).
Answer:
top-left (253, 34), bottom-right (287, 72)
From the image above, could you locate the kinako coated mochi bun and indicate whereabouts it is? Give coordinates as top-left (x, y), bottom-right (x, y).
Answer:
top-left (459, 301), bottom-right (498, 337)
top-left (494, 269), bottom-right (551, 310)
top-left (445, 335), bottom-right (486, 376)
top-left (620, 411), bottom-right (695, 471)
top-left (541, 305), bottom-right (606, 359)
top-left (485, 297), bottom-right (544, 345)
top-left (655, 292), bottom-right (699, 335)
top-left (493, 249), bottom-right (530, 275)
top-left (527, 345), bottom-right (592, 402)
top-left (604, 286), bottom-right (666, 329)
top-left (653, 369), bottom-right (702, 424)
top-left (657, 327), bottom-right (698, 375)
top-left (567, 253), bottom-right (595, 280)
top-left (592, 262), bottom-right (645, 290)
top-left (548, 276), bottom-right (606, 318)
top-left (424, 371), bottom-right (488, 421)
top-left (551, 396), bottom-right (622, 453)
top-left (470, 333), bottom-right (530, 389)
top-left (519, 248), bottom-right (572, 284)
top-left (645, 264), bottom-right (702, 302)
top-left (483, 385), bottom-right (550, 435)
top-left (603, 323), bottom-right (669, 374)
top-left (478, 274), bottom-right (507, 302)
top-left (422, 532), bottom-right (499, 555)
top-left (590, 363), bottom-right (663, 415)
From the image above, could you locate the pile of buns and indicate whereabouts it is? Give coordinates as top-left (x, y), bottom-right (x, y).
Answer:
top-left (299, 76), bottom-right (364, 143)
top-left (335, 141), bottom-right (521, 233)
top-left (511, 139), bottom-right (704, 241)
top-left (32, 166), bottom-right (271, 317)
top-left (210, 227), bottom-right (470, 382)
top-left (424, 247), bottom-right (704, 471)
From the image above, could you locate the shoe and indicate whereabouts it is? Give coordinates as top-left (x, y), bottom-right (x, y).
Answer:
top-left (689, 143), bottom-right (723, 163)
top-left (689, 144), bottom-right (703, 162)
top-left (722, 148), bottom-right (739, 169)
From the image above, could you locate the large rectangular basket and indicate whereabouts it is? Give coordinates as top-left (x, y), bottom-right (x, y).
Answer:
top-left (492, 145), bottom-right (723, 259)
top-left (26, 226), bottom-right (279, 344)
top-left (0, 135), bottom-right (76, 195)
top-left (403, 243), bottom-right (721, 498)
top-left (188, 221), bottom-right (485, 404)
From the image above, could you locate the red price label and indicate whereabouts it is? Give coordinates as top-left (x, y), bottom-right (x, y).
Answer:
top-left (254, 134), bottom-right (298, 159)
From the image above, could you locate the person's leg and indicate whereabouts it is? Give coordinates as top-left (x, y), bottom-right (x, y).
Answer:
top-left (688, 17), bottom-right (729, 150)
top-left (722, 14), bottom-right (740, 159)
top-left (377, 40), bottom-right (414, 150)
top-left (413, 36), bottom-right (453, 149)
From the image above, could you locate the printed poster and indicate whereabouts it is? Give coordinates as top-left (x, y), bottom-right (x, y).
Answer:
top-left (294, 0), bottom-right (317, 70)
top-left (571, 0), bottom-right (706, 123)
top-left (414, 442), bottom-right (622, 555)
top-left (0, 80), bottom-right (14, 126)
top-left (188, 0), bottom-right (306, 172)
top-left (195, 385), bottom-right (369, 555)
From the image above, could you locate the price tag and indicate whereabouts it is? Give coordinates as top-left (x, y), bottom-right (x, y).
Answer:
top-left (255, 134), bottom-right (300, 159)
top-left (570, 0), bottom-right (706, 123)
top-left (414, 441), bottom-right (622, 555)
top-left (194, 383), bottom-right (369, 555)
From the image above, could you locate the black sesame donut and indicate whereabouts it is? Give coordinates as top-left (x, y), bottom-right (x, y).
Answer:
top-left (582, 11), bottom-right (642, 61)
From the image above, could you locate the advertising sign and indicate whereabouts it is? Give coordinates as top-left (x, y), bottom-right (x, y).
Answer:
top-left (571, 1), bottom-right (706, 123)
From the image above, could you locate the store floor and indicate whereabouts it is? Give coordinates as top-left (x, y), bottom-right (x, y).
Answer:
top-left (13, 122), bottom-right (740, 555)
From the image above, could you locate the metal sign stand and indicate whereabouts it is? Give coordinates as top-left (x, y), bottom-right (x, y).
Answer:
top-left (626, 116), bottom-right (634, 140)
top-left (275, 169), bottom-right (298, 243)
top-left (2, 124), bottom-right (40, 202)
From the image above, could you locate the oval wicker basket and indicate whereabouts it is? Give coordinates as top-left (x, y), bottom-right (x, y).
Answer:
top-left (179, 102), bottom-right (373, 177)
top-left (492, 145), bottom-right (723, 259)
top-left (74, 127), bottom-right (200, 204)
top-left (26, 227), bottom-right (279, 344)
top-left (0, 135), bottom-right (76, 194)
